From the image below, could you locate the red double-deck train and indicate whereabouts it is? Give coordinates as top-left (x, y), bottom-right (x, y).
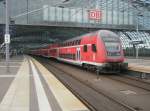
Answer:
top-left (30, 30), bottom-right (127, 72)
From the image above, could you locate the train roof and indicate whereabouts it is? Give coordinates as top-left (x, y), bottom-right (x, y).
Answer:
top-left (99, 30), bottom-right (119, 38)
top-left (64, 30), bottom-right (99, 43)
top-left (63, 30), bottom-right (118, 43)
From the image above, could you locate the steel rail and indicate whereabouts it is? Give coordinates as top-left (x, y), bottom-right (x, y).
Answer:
top-left (36, 57), bottom-right (137, 111)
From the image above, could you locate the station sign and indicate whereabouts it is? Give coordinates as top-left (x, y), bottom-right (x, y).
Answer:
top-left (88, 9), bottom-right (102, 20)
top-left (4, 34), bottom-right (10, 44)
top-left (130, 40), bottom-right (144, 45)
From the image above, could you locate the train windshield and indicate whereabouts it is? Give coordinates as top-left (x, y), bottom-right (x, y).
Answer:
top-left (100, 30), bottom-right (121, 56)
top-left (105, 42), bottom-right (120, 52)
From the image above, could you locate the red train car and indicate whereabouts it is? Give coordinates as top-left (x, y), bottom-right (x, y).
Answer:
top-left (30, 30), bottom-right (127, 72)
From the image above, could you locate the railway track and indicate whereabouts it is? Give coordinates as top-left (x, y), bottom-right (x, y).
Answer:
top-left (36, 57), bottom-right (138, 111)
top-left (105, 74), bottom-right (150, 92)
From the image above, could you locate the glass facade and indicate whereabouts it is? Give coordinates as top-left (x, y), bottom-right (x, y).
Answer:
top-left (0, 0), bottom-right (149, 29)
top-left (119, 31), bottom-right (150, 57)
top-left (0, 0), bottom-right (141, 25)
top-left (0, 0), bottom-right (150, 56)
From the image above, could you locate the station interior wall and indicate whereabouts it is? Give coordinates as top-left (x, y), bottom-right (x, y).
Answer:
top-left (0, 0), bottom-right (150, 57)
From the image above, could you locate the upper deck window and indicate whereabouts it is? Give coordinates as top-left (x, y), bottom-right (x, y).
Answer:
top-left (78, 40), bottom-right (81, 45)
top-left (75, 40), bottom-right (81, 45)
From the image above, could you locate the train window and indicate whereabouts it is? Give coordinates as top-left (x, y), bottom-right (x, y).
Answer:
top-left (83, 45), bottom-right (87, 52)
top-left (69, 42), bottom-right (71, 46)
top-left (74, 41), bottom-right (76, 45)
top-left (72, 41), bottom-right (74, 46)
top-left (76, 40), bottom-right (80, 45)
top-left (73, 41), bottom-right (76, 45)
top-left (75, 40), bottom-right (78, 45)
top-left (78, 40), bottom-right (81, 45)
top-left (92, 44), bottom-right (97, 52)
top-left (70, 42), bottom-right (72, 46)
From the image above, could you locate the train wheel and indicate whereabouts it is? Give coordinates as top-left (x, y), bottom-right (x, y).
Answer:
top-left (82, 63), bottom-right (87, 70)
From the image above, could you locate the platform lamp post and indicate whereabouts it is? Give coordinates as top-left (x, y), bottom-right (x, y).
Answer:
top-left (135, 12), bottom-right (143, 59)
top-left (27, 0), bottom-right (29, 24)
top-left (5, 0), bottom-right (10, 72)
top-left (136, 13), bottom-right (139, 59)
top-left (136, 15), bottom-right (139, 33)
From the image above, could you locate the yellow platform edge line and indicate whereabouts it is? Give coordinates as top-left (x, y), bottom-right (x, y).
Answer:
top-left (31, 57), bottom-right (89, 111)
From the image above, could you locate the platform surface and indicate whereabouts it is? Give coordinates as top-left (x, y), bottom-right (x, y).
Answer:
top-left (0, 55), bottom-right (89, 111)
top-left (125, 58), bottom-right (150, 73)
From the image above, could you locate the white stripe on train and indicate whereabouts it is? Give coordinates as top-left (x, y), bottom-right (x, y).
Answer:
top-left (57, 57), bottom-right (104, 66)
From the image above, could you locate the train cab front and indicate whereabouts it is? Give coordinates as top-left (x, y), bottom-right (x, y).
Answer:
top-left (98, 30), bottom-right (128, 73)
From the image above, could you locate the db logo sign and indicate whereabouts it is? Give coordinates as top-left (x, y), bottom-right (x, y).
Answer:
top-left (88, 9), bottom-right (102, 20)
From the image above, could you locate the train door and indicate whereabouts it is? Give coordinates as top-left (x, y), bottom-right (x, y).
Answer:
top-left (76, 47), bottom-right (80, 61)
top-left (57, 48), bottom-right (59, 58)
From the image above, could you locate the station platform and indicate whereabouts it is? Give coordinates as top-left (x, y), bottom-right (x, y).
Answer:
top-left (0, 55), bottom-right (89, 111)
top-left (125, 58), bottom-right (150, 75)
